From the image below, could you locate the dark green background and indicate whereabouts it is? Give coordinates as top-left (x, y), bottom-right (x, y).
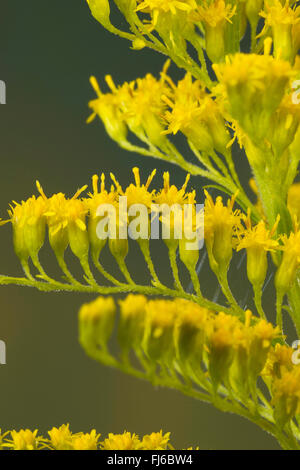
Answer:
top-left (0, 0), bottom-right (279, 449)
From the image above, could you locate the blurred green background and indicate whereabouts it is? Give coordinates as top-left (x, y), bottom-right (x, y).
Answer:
top-left (0, 0), bottom-right (280, 449)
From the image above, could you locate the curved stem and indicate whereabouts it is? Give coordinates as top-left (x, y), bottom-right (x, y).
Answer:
top-left (253, 284), bottom-right (267, 320)
top-left (168, 246), bottom-right (184, 291)
top-left (0, 274), bottom-right (234, 314)
top-left (92, 254), bottom-right (124, 287)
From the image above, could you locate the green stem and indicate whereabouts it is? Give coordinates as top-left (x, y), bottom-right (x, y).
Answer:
top-left (188, 266), bottom-right (201, 297)
top-left (83, 346), bottom-right (295, 449)
top-left (168, 246), bottom-right (184, 291)
top-left (276, 291), bottom-right (284, 332)
top-left (55, 253), bottom-right (81, 286)
top-left (253, 284), bottom-right (267, 320)
top-left (80, 257), bottom-right (97, 287)
top-left (0, 274), bottom-right (234, 314)
top-left (217, 269), bottom-right (245, 319)
top-left (92, 254), bottom-right (124, 287)
top-left (115, 257), bottom-right (135, 285)
top-left (138, 239), bottom-right (164, 288)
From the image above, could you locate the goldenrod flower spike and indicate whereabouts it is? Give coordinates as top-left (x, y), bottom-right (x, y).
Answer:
top-left (77, 294), bottom-right (296, 445)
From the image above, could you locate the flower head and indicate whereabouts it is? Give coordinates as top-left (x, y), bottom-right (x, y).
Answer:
top-left (48, 424), bottom-right (73, 450)
top-left (259, 0), bottom-right (300, 61)
top-left (237, 212), bottom-right (280, 286)
top-left (204, 191), bottom-right (241, 272)
top-left (163, 73), bottom-right (229, 152)
top-left (101, 432), bottom-right (140, 450)
top-left (79, 296), bottom-right (116, 350)
top-left (190, 0), bottom-right (236, 62)
top-left (213, 53), bottom-right (293, 143)
top-left (140, 430), bottom-right (171, 450)
top-left (10, 429), bottom-right (40, 450)
top-left (111, 167), bottom-right (156, 209)
top-left (8, 194), bottom-right (48, 266)
top-left (71, 430), bottom-right (100, 450)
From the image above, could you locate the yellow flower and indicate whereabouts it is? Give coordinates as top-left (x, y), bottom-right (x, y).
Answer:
top-left (139, 430), bottom-right (171, 450)
top-left (118, 294), bottom-right (148, 353)
top-left (204, 191), bottom-right (241, 273)
top-left (155, 171), bottom-right (191, 207)
top-left (245, 0), bottom-right (264, 31)
top-left (48, 424), bottom-right (73, 450)
top-left (275, 221), bottom-right (300, 294)
top-left (10, 429), bottom-right (40, 450)
top-left (272, 367), bottom-right (300, 425)
top-left (163, 73), bottom-right (230, 152)
top-left (190, 0), bottom-right (236, 63)
top-left (89, 63), bottom-right (171, 149)
top-left (259, 0), bottom-right (300, 62)
top-left (85, 173), bottom-right (117, 262)
top-left (119, 294), bottom-right (148, 318)
top-left (136, 0), bottom-right (197, 28)
top-left (71, 430), bottom-right (100, 450)
top-left (111, 167), bottom-right (156, 209)
top-left (267, 92), bottom-right (300, 161)
top-left (37, 181), bottom-right (88, 261)
top-left (8, 195), bottom-right (48, 270)
top-left (79, 296), bottom-right (116, 350)
top-left (101, 431), bottom-right (140, 450)
top-left (207, 312), bottom-right (241, 388)
top-left (262, 343), bottom-right (294, 380)
top-left (247, 320), bottom-right (281, 381)
top-left (174, 300), bottom-right (209, 367)
top-left (0, 429), bottom-right (9, 450)
top-left (88, 76), bottom-right (128, 145)
top-left (143, 299), bottom-right (178, 364)
top-left (237, 212), bottom-right (279, 286)
top-left (213, 53), bottom-right (293, 145)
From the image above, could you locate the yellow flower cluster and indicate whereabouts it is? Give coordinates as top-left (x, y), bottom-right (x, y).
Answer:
top-left (1, 169), bottom-right (199, 287)
top-left (79, 294), bottom-right (292, 421)
top-left (88, 63), bottom-right (230, 156)
top-left (0, 425), bottom-right (177, 450)
top-left (3, 169), bottom-right (300, 317)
